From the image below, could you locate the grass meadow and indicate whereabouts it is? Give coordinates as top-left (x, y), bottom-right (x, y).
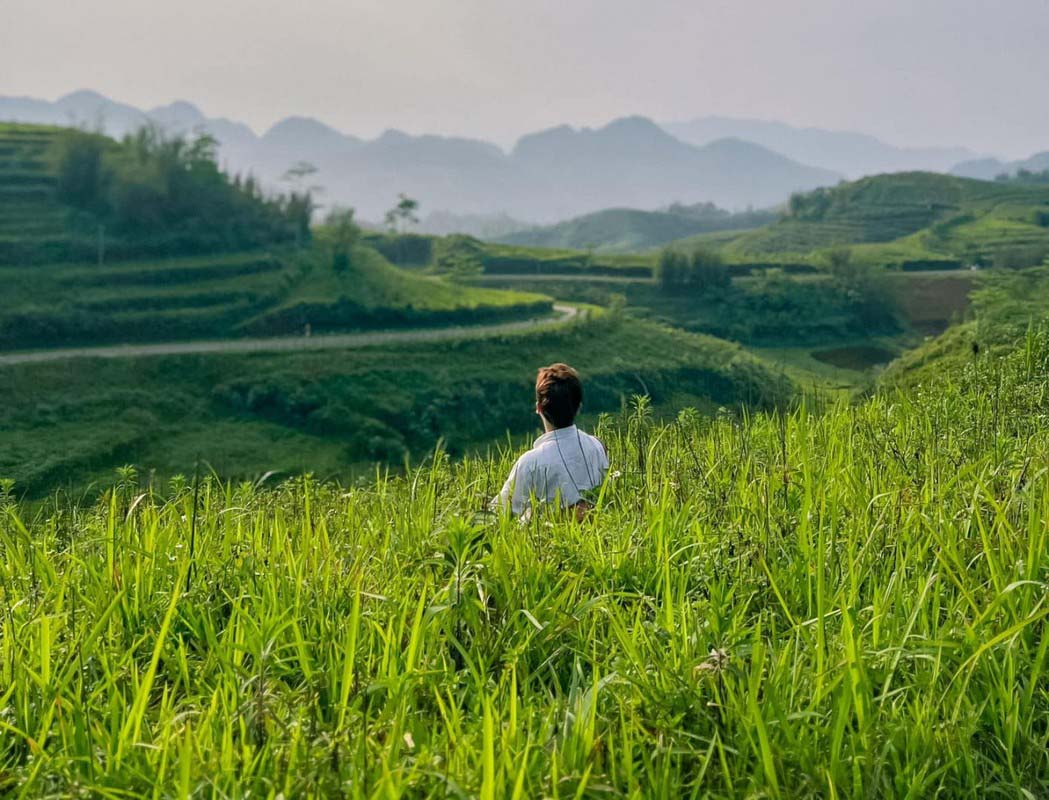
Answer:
top-left (1, 328), bottom-right (1046, 797)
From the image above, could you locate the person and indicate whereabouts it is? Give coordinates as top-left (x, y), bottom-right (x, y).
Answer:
top-left (492, 363), bottom-right (609, 519)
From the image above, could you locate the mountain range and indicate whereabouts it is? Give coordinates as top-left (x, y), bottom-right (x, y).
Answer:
top-left (2, 90), bottom-right (1023, 225)
top-left (662, 116), bottom-right (979, 179)
top-left (0, 91), bottom-right (841, 222)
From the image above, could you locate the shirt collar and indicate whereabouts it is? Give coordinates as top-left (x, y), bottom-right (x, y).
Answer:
top-left (534, 424), bottom-right (578, 447)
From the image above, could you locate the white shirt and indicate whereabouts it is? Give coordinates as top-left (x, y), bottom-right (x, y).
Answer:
top-left (492, 425), bottom-right (610, 516)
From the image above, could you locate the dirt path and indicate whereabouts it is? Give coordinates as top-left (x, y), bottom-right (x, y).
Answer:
top-left (474, 274), bottom-right (651, 284)
top-left (0, 304), bottom-right (579, 366)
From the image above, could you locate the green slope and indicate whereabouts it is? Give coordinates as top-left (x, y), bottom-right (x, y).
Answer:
top-left (709, 172), bottom-right (1049, 269)
top-left (880, 265), bottom-right (1049, 388)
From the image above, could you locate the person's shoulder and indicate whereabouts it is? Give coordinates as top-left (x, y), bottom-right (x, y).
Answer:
top-left (579, 429), bottom-right (606, 450)
top-left (514, 445), bottom-right (545, 470)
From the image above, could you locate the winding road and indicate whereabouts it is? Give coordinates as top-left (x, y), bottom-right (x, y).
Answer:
top-left (0, 304), bottom-right (579, 366)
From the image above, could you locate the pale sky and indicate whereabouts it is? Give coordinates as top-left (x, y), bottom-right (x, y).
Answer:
top-left (3, 0), bottom-right (1048, 158)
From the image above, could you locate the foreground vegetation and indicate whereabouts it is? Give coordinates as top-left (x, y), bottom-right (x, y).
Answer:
top-left (0, 313), bottom-right (790, 496)
top-left (2, 318), bottom-right (1046, 796)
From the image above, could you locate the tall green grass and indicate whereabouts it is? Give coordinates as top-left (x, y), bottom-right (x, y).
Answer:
top-left (1, 330), bottom-right (1047, 796)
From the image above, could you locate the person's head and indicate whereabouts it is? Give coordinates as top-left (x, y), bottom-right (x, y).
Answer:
top-left (535, 363), bottom-right (583, 430)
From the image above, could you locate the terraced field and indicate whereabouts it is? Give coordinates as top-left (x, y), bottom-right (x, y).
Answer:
top-left (718, 172), bottom-right (1049, 268)
top-left (0, 246), bottom-right (552, 349)
top-left (0, 124), bottom-right (69, 259)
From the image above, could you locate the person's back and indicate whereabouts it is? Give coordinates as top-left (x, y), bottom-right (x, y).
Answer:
top-left (492, 363), bottom-right (609, 517)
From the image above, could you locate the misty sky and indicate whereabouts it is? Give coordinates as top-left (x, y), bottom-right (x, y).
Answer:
top-left (3, 0), bottom-right (1048, 158)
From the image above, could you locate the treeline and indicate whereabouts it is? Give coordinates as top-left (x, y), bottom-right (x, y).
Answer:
top-left (52, 127), bottom-right (310, 256)
top-left (995, 168), bottom-right (1049, 185)
top-left (655, 248), bottom-right (730, 292)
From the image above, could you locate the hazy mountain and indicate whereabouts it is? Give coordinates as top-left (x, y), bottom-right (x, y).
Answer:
top-left (503, 117), bottom-right (839, 221)
top-left (415, 211), bottom-right (532, 239)
top-left (662, 116), bottom-right (978, 179)
top-left (951, 151), bottom-right (1049, 180)
top-left (1, 91), bottom-right (840, 222)
top-left (0, 89), bottom-right (148, 132)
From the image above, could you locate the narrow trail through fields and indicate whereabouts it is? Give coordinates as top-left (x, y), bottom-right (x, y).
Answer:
top-left (475, 274), bottom-right (651, 284)
top-left (0, 304), bottom-right (579, 366)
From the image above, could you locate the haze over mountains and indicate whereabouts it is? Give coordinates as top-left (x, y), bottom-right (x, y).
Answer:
top-left (662, 117), bottom-right (979, 178)
top-left (1, 89), bottom-right (1024, 226)
top-left (950, 151), bottom-right (1049, 181)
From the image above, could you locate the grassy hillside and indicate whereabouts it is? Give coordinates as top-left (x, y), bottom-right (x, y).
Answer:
top-left (497, 204), bottom-right (775, 253)
top-left (712, 172), bottom-right (1049, 269)
top-left (2, 319), bottom-right (1046, 795)
top-left (881, 265), bottom-right (1049, 388)
top-left (0, 243), bottom-right (552, 349)
top-left (0, 314), bottom-right (793, 496)
top-left (0, 123), bottom-right (304, 264)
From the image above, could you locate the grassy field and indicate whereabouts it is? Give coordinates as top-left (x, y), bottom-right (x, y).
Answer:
top-left (0, 313), bottom-right (792, 497)
top-left (1, 318), bottom-right (1046, 796)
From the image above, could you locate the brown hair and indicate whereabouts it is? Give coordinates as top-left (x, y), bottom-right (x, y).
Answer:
top-left (536, 363), bottom-right (583, 429)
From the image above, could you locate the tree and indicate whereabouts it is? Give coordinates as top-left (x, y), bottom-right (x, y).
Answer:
top-left (281, 161), bottom-right (319, 189)
top-left (384, 193), bottom-right (420, 234)
top-left (281, 162), bottom-right (322, 247)
top-left (824, 247), bottom-right (897, 330)
top-left (656, 247), bottom-right (729, 294)
top-left (325, 207), bottom-right (360, 272)
top-left (655, 248), bottom-right (688, 292)
top-left (688, 248), bottom-right (730, 292)
top-left (54, 130), bottom-right (111, 213)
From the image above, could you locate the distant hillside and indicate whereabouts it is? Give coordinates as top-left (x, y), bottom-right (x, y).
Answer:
top-left (662, 116), bottom-right (977, 178)
top-left (414, 211), bottom-right (532, 239)
top-left (0, 92), bottom-right (840, 221)
top-left (498, 202), bottom-right (776, 253)
top-left (950, 151), bottom-right (1049, 181)
top-left (700, 172), bottom-right (1049, 270)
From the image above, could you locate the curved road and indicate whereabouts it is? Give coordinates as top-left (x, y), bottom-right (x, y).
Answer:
top-left (0, 304), bottom-right (579, 366)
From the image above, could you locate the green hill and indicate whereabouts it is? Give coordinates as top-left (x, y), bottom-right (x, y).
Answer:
top-left (0, 123), bottom-right (305, 264)
top-left (0, 126), bottom-right (553, 350)
top-left (704, 172), bottom-right (1049, 269)
top-left (497, 204), bottom-right (775, 253)
top-left (2, 309), bottom-right (1046, 795)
